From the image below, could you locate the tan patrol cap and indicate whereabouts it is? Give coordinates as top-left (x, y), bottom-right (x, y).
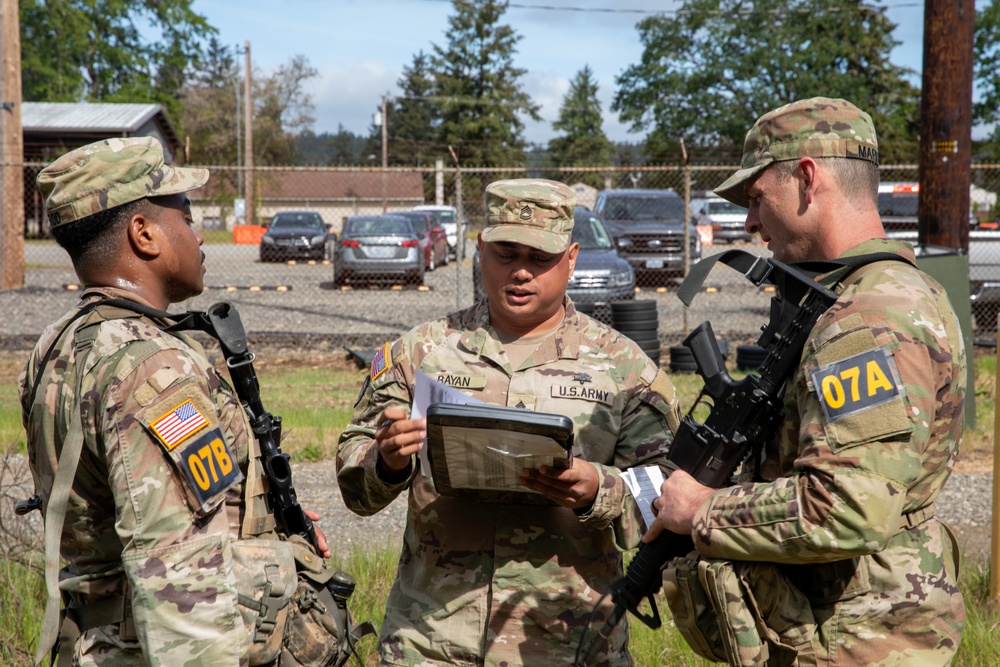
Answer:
top-left (715, 97), bottom-right (879, 208)
top-left (482, 178), bottom-right (576, 254)
top-left (37, 136), bottom-right (209, 228)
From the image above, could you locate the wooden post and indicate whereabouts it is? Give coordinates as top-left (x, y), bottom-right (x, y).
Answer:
top-left (992, 315), bottom-right (1000, 606)
top-left (918, 0), bottom-right (974, 251)
top-left (0, 0), bottom-right (25, 289)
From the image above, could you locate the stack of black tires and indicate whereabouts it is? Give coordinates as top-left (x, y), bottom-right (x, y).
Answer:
top-left (611, 300), bottom-right (660, 363)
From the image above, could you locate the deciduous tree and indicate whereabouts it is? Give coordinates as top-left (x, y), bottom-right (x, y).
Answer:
top-left (613, 0), bottom-right (920, 163)
top-left (974, 0), bottom-right (1000, 156)
top-left (20, 0), bottom-right (214, 122)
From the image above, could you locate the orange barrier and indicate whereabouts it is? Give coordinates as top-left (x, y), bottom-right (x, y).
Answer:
top-left (233, 225), bottom-right (266, 245)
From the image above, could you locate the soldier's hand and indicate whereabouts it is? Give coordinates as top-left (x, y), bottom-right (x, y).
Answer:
top-left (643, 469), bottom-right (714, 543)
top-left (304, 509), bottom-right (332, 559)
top-left (375, 406), bottom-right (425, 479)
top-left (518, 459), bottom-right (599, 509)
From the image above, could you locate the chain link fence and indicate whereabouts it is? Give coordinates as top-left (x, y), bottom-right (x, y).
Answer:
top-left (9, 162), bottom-right (1000, 359)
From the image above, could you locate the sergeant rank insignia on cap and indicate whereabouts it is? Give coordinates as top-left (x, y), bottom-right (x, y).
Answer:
top-left (151, 399), bottom-right (209, 450)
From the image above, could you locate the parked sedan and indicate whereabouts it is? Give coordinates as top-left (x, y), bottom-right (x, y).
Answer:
top-left (472, 209), bottom-right (635, 305)
top-left (259, 210), bottom-right (331, 262)
top-left (333, 215), bottom-right (425, 287)
top-left (396, 210), bottom-right (449, 271)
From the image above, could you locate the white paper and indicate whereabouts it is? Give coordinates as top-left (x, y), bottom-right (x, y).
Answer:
top-left (413, 370), bottom-right (484, 476)
top-left (621, 465), bottom-right (667, 531)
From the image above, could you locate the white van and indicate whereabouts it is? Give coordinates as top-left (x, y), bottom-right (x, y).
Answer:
top-left (878, 182), bottom-right (978, 234)
top-left (701, 196), bottom-right (751, 243)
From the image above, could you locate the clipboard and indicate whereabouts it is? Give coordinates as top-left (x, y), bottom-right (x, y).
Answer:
top-left (425, 403), bottom-right (574, 504)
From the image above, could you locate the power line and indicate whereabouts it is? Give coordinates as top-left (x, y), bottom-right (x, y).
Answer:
top-left (416, 0), bottom-right (922, 16)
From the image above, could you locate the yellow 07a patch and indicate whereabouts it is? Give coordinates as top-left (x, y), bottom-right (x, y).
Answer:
top-left (811, 347), bottom-right (900, 422)
top-left (150, 399), bottom-right (210, 450)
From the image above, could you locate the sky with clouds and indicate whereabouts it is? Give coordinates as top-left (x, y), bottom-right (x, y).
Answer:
top-left (193, 0), bottom-right (977, 145)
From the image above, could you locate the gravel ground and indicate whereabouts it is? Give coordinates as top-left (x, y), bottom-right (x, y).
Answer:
top-left (1, 252), bottom-right (994, 564)
top-left (294, 459), bottom-right (995, 564)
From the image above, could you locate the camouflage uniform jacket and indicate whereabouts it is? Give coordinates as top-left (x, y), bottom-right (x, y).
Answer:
top-left (337, 298), bottom-right (679, 667)
top-left (691, 239), bottom-right (966, 665)
top-left (20, 288), bottom-right (252, 666)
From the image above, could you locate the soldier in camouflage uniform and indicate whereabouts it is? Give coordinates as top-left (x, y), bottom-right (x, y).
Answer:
top-left (21, 137), bottom-right (329, 666)
top-left (647, 98), bottom-right (966, 665)
top-left (337, 179), bottom-right (680, 666)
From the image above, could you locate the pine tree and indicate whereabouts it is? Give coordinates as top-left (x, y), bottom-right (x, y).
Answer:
top-left (390, 51), bottom-right (441, 166)
top-left (430, 0), bottom-right (540, 167)
top-left (548, 66), bottom-right (616, 187)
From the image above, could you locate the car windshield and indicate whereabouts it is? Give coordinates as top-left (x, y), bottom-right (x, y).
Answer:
top-left (706, 199), bottom-right (747, 215)
top-left (602, 196), bottom-right (685, 221)
top-left (270, 214), bottom-right (324, 230)
top-left (346, 218), bottom-right (413, 236)
top-left (572, 215), bottom-right (614, 250)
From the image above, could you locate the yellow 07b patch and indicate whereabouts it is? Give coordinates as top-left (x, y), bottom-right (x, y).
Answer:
top-left (811, 347), bottom-right (901, 422)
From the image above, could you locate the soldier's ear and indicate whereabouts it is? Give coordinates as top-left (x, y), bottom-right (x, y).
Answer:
top-left (126, 207), bottom-right (162, 259)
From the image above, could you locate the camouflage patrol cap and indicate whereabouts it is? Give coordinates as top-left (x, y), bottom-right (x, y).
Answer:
top-left (36, 136), bottom-right (209, 228)
top-left (715, 97), bottom-right (879, 208)
top-left (482, 178), bottom-right (576, 253)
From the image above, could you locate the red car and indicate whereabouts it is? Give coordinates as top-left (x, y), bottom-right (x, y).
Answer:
top-left (397, 211), bottom-right (449, 271)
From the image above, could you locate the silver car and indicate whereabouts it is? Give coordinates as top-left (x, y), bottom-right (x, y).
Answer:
top-left (333, 215), bottom-right (425, 287)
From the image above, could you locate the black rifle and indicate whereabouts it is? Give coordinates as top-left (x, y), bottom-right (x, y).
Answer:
top-left (576, 252), bottom-right (840, 666)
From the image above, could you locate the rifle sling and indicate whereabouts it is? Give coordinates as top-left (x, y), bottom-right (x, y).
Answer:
top-left (677, 248), bottom-right (914, 306)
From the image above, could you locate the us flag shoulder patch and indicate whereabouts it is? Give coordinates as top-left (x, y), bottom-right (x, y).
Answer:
top-left (370, 342), bottom-right (392, 381)
top-left (151, 399), bottom-right (210, 450)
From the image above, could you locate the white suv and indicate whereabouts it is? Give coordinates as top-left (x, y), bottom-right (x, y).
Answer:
top-left (412, 205), bottom-right (461, 257)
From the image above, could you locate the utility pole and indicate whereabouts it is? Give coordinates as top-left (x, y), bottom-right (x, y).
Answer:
top-left (0, 0), bottom-right (25, 289)
top-left (244, 41), bottom-right (254, 226)
top-left (381, 94), bottom-right (388, 213)
top-left (918, 0), bottom-right (974, 251)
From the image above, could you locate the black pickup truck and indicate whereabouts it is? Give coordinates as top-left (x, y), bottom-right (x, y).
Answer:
top-left (591, 189), bottom-right (702, 286)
